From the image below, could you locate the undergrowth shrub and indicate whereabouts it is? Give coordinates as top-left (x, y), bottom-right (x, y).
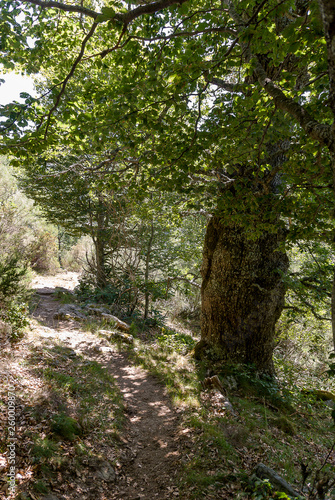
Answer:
top-left (0, 256), bottom-right (27, 298)
top-left (61, 235), bottom-right (92, 271)
top-left (161, 292), bottom-right (201, 322)
top-left (243, 475), bottom-right (295, 499)
top-left (50, 413), bottom-right (81, 441)
top-left (3, 301), bottom-right (29, 340)
top-left (27, 229), bottom-right (59, 273)
top-left (31, 436), bottom-right (59, 461)
top-left (75, 269), bottom-right (142, 318)
top-left (157, 326), bottom-right (196, 354)
top-left (0, 256), bottom-right (30, 341)
top-left (216, 363), bottom-right (294, 410)
top-left (75, 277), bottom-right (120, 306)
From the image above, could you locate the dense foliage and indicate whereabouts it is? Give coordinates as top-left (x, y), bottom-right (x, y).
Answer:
top-left (2, 0), bottom-right (335, 369)
top-left (0, 158), bottom-right (59, 338)
top-left (2, 4), bottom-right (335, 497)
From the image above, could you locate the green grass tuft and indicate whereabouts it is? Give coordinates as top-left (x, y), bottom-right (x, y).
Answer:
top-left (51, 413), bottom-right (81, 441)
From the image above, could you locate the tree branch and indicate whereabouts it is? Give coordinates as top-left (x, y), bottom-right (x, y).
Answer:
top-left (41, 21), bottom-right (98, 138)
top-left (284, 303), bottom-right (331, 321)
top-left (21, 0), bottom-right (191, 25)
top-left (254, 61), bottom-right (333, 148)
top-left (167, 276), bottom-right (201, 289)
top-left (205, 77), bottom-right (248, 94)
top-left (20, 0), bottom-right (98, 19)
top-left (114, 0), bottom-right (189, 26)
top-left (219, 0), bottom-right (334, 149)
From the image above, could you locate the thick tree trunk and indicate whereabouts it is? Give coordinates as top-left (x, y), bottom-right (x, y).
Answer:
top-left (198, 217), bottom-right (289, 374)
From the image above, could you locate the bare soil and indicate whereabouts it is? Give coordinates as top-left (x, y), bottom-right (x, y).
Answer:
top-left (1, 272), bottom-right (184, 499)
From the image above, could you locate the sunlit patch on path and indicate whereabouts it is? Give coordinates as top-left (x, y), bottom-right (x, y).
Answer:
top-left (29, 272), bottom-right (182, 499)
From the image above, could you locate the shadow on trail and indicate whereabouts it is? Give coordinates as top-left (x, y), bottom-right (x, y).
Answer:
top-left (1, 338), bottom-right (124, 499)
top-left (26, 283), bottom-right (183, 498)
top-left (105, 354), bottom-right (181, 498)
top-left (30, 285), bottom-right (78, 330)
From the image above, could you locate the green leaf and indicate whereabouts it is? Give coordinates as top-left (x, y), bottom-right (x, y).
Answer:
top-left (96, 6), bottom-right (116, 23)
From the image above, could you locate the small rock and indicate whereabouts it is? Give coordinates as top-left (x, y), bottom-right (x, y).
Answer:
top-left (109, 331), bottom-right (134, 344)
top-left (89, 459), bottom-right (116, 482)
top-left (53, 304), bottom-right (86, 321)
top-left (99, 330), bottom-right (112, 340)
top-left (35, 288), bottom-right (55, 295)
top-left (100, 314), bottom-right (130, 332)
top-left (67, 350), bottom-right (77, 358)
top-left (97, 462), bottom-right (116, 482)
top-left (99, 329), bottom-right (134, 344)
top-left (100, 346), bottom-right (114, 353)
top-left (54, 287), bottom-right (74, 295)
top-left (86, 304), bottom-right (111, 315)
top-left (223, 399), bottom-right (237, 416)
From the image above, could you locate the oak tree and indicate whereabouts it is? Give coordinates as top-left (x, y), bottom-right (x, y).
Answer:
top-left (2, 0), bottom-right (335, 372)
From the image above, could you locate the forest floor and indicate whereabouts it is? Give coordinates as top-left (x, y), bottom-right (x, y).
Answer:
top-left (1, 272), bottom-right (335, 500)
top-left (0, 272), bottom-right (189, 500)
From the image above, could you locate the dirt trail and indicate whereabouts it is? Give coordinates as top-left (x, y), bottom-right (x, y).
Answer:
top-left (29, 272), bottom-right (182, 499)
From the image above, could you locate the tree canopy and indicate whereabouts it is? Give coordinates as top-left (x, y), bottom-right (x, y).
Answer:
top-left (2, 0), bottom-right (335, 371)
top-left (0, 1), bottom-right (334, 228)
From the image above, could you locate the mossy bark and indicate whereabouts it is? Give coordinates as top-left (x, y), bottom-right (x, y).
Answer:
top-left (199, 217), bottom-right (289, 374)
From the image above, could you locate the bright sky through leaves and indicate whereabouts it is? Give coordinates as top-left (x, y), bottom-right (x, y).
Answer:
top-left (0, 73), bottom-right (35, 105)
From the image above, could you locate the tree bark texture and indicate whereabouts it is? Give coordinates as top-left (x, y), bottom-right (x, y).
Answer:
top-left (200, 217), bottom-right (289, 374)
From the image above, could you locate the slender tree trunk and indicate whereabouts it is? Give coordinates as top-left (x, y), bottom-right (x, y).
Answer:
top-left (57, 227), bottom-right (63, 268)
top-left (197, 217), bottom-right (289, 374)
top-left (95, 232), bottom-right (107, 289)
top-left (144, 223), bottom-right (154, 320)
top-left (331, 267), bottom-right (335, 352)
top-left (94, 206), bottom-right (108, 289)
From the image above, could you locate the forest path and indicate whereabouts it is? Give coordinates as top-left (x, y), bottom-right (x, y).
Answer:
top-left (29, 272), bottom-right (182, 500)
